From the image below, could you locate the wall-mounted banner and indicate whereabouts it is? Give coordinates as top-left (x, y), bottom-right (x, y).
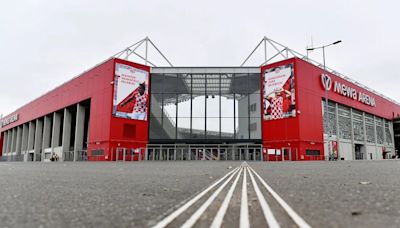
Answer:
top-left (263, 64), bottom-right (296, 120)
top-left (113, 63), bottom-right (149, 121)
top-left (331, 140), bottom-right (339, 159)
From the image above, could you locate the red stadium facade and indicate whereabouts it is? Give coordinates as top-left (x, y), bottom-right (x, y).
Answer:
top-left (1, 56), bottom-right (399, 162)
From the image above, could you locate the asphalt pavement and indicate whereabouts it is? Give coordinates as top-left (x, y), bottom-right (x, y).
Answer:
top-left (0, 160), bottom-right (399, 228)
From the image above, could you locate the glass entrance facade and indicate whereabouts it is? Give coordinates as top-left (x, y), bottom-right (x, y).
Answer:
top-left (149, 67), bottom-right (261, 143)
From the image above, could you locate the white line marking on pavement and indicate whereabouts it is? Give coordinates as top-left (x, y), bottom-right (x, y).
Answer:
top-left (248, 166), bottom-right (312, 228)
top-left (181, 166), bottom-right (242, 228)
top-left (240, 166), bottom-right (249, 228)
top-left (152, 166), bottom-right (240, 228)
top-left (210, 167), bottom-right (243, 228)
top-left (247, 166), bottom-right (280, 228)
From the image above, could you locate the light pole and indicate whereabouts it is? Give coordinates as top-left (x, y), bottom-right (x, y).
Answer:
top-left (307, 40), bottom-right (341, 160)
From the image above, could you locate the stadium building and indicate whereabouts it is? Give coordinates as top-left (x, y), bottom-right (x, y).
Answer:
top-left (1, 37), bottom-right (400, 162)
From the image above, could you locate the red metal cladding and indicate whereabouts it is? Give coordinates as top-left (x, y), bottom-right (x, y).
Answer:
top-left (261, 57), bottom-right (400, 160)
top-left (0, 58), bottom-right (150, 161)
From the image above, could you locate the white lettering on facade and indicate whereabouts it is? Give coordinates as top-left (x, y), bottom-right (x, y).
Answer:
top-left (0, 114), bottom-right (19, 128)
top-left (325, 75), bottom-right (376, 107)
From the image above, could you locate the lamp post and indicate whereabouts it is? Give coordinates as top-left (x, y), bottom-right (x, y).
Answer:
top-left (307, 40), bottom-right (341, 160)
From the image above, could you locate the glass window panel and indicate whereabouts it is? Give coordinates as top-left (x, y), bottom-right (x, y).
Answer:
top-left (150, 74), bottom-right (164, 93)
top-left (375, 117), bottom-right (383, 126)
top-left (353, 120), bottom-right (364, 141)
top-left (376, 125), bottom-right (384, 144)
top-left (221, 117), bottom-right (235, 139)
top-left (191, 74), bottom-right (206, 94)
top-left (192, 95), bottom-right (206, 117)
top-left (206, 95), bottom-right (220, 118)
top-left (248, 73), bottom-right (261, 94)
top-left (163, 117), bottom-right (176, 139)
top-left (250, 117), bottom-right (261, 139)
top-left (237, 94), bottom-right (249, 118)
top-left (231, 73), bottom-right (249, 93)
top-left (237, 117), bottom-right (249, 140)
top-left (338, 116), bottom-right (351, 139)
top-left (177, 118), bottom-right (191, 139)
top-left (220, 95), bottom-right (234, 117)
top-left (249, 94), bottom-right (261, 118)
top-left (220, 74), bottom-right (232, 94)
top-left (149, 117), bottom-right (164, 139)
top-left (150, 93), bottom-right (163, 118)
top-left (206, 117), bottom-right (220, 139)
top-left (191, 117), bottom-right (205, 139)
top-left (176, 74), bottom-right (190, 94)
top-left (177, 94), bottom-right (191, 118)
top-left (163, 74), bottom-right (178, 93)
top-left (385, 126), bottom-right (392, 143)
top-left (163, 94), bottom-right (177, 117)
top-left (366, 124), bottom-right (375, 143)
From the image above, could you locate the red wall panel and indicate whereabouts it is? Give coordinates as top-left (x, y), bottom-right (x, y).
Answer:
top-left (262, 57), bottom-right (400, 160)
top-left (0, 58), bottom-right (151, 161)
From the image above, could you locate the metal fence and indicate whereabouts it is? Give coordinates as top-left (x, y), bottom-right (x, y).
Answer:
top-left (146, 144), bottom-right (264, 161)
top-left (62, 150), bottom-right (88, 162)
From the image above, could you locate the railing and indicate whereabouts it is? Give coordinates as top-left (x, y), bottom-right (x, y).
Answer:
top-left (146, 144), bottom-right (264, 161)
top-left (111, 148), bottom-right (145, 162)
top-left (0, 154), bottom-right (24, 162)
top-left (62, 150), bottom-right (87, 162)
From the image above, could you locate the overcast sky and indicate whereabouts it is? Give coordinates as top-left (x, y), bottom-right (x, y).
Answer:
top-left (1, 0), bottom-right (399, 116)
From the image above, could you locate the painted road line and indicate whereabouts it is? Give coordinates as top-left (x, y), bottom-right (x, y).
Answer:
top-left (181, 166), bottom-right (242, 228)
top-left (249, 166), bottom-right (312, 228)
top-left (210, 166), bottom-right (243, 228)
top-left (152, 166), bottom-right (240, 228)
top-left (240, 165), bottom-right (249, 228)
top-left (247, 166), bottom-right (280, 228)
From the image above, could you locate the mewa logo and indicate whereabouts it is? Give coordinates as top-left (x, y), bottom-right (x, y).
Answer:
top-left (320, 74), bottom-right (332, 91)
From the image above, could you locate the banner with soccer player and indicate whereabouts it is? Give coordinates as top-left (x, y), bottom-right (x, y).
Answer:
top-left (263, 64), bottom-right (296, 120)
top-left (112, 63), bottom-right (149, 121)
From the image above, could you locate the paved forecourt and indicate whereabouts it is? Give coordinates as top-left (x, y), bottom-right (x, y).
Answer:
top-left (1, 160), bottom-right (400, 227)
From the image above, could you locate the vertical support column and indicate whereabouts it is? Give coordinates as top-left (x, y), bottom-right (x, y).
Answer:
top-left (51, 112), bottom-right (61, 149)
top-left (62, 108), bottom-right (72, 160)
top-left (6, 130), bottom-right (12, 154)
top-left (11, 128), bottom-right (17, 153)
top-left (350, 108), bottom-right (355, 160)
top-left (373, 116), bottom-right (378, 159)
top-left (34, 119), bottom-right (43, 162)
top-left (16, 126), bottom-right (22, 157)
top-left (362, 112), bottom-right (367, 160)
top-left (74, 103), bottom-right (85, 161)
top-left (42, 115), bottom-right (52, 161)
top-left (2, 131), bottom-right (7, 155)
top-left (27, 121), bottom-right (36, 152)
top-left (21, 124), bottom-right (29, 155)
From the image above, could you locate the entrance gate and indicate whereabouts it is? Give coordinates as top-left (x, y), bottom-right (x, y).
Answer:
top-left (146, 144), bottom-right (263, 161)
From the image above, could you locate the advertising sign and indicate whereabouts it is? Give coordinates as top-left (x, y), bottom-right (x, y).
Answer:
top-left (263, 64), bottom-right (296, 120)
top-left (331, 140), bottom-right (339, 159)
top-left (112, 63), bottom-right (149, 121)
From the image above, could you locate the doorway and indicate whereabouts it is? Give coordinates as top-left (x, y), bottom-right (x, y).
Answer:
top-left (354, 144), bottom-right (364, 160)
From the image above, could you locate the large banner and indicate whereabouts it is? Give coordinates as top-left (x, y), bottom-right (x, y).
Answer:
top-left (263, 64), bottom-right (295, 120)
top-left (113, 63), bottom-right (149, 121)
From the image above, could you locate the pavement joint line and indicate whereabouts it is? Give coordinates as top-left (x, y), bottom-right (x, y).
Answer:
top-left (247, 166), bottom-right (280, 228)
top-left (240, 165), bottom-right (249, 228)
top-left (180, 165), bottom-right (242, 228)
top-left (248, 166), bottom-right (312, 228)
top-left (151, 165), bottom-right (241, 228)
top-left (210, 166), bottom-right (243, 228)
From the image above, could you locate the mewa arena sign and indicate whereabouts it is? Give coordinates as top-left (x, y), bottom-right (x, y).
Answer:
top-left (321, 74), bottom-right (376, 107)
